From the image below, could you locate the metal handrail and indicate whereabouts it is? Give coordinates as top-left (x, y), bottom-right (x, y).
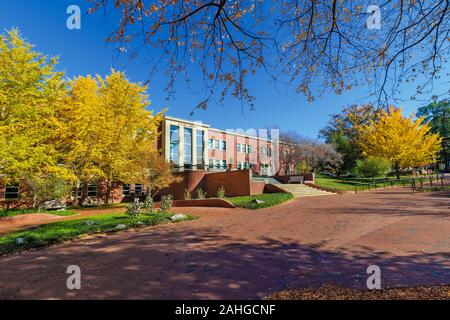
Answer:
top-left (353, 174), bottom-right (443, 193)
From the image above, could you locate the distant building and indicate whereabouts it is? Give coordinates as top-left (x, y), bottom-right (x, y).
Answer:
top-left (158, 116), bottom-right (292, 176)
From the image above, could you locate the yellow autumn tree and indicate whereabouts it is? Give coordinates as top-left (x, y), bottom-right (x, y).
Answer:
top-left (360, 107), bottom-right (442, 179)
top-left (62, 70), bottom-right (167, 203)
top-left (0, 29), bottom-right (75, 184)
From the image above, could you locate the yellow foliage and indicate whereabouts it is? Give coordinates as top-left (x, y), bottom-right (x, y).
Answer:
top-left (62, 70), bottom-right (166, 187)
top-left (0, 29), bottom-right (75, 183)
top-left (360, 106), bottom-right (442, 173)
top-left (0, 29), bottom-right (174, 203)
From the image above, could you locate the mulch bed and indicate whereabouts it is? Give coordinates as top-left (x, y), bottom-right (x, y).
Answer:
top-left (267, 284), bottom-right (450, 300)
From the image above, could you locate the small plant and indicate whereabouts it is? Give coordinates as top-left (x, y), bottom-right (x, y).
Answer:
top-left (196, 188), bottom-right (207, 199)
top-left (355, 156), bottom-right (391, 181)
top-left (160, 194), bottom-right (173, 212)
top-left (184, 188), bottom-right (192, 200)
top-left (82, 197), bottom-right (99, 207)
top-left (141, 195), bottom-right (155, 214)
top-left (126, 198), bottom-right (141, 217)
top-left (216, 185), bottom-right (226, 198)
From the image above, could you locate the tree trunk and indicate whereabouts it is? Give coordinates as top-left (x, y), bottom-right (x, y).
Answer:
top-left (104, 181), bottom-right (112, 205)
top-left (395, 162), bottom-right (401, 179)
top-left (74, 184), bottom-right (81, 206)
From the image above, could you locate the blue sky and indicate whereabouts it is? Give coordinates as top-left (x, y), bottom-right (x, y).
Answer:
top-left (1, 0), bottom-right (447, 138)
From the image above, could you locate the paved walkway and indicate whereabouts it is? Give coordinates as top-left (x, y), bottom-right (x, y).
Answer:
top-left (0, 187), bottom-right (449, 299)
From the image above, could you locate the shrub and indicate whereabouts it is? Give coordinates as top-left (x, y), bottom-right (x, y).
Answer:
top-left (126, 198), bottom-right (141, 217)
top-left (23, 175), bottom-right (72, 211)
top-left (160, 194), bottom-right (173, 212)
top-left (82, 197), bottom-right (99, 207)
top-left (296, 160), bottom-right (312, 173)
top-left (355, 156), bottom-right (391, 180)
top-left (184, 189), bottom-right (192, 200)
top-left (142, 195), bottom-right (155, 214)
top-left (196, 188), bottom-right (207, 199)
top-left (216, 186), bottom-right (226, 198)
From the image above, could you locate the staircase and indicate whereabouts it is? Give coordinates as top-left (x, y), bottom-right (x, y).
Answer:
top-left (277, 183), bottom-right (335, 197)
top-left (252, 177), bottom-right (335, 197)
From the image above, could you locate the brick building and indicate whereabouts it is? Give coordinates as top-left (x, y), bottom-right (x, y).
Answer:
top-left (158, 116), bottom-right (290, 176)
top-left (1, 115), bottom-right (296, 207)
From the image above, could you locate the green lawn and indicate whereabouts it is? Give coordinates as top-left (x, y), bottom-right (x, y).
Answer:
top-left (0, 212), bottom-right (196, 255)
top-left (0, 208), bottom-right (77, 218)
top-left (314, 176), bottom-right (359, 191)
top-left (227, 193), bottom-right (294, 209)
top-left (315, 175), bottom-right (425, 192)
top-left (416, 185), bottom-right (450, 193)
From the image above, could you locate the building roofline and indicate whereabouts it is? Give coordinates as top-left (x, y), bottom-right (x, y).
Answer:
top-left (163, 115), bottom-right (211, 128)
top-left (209, 127), bottom-right (276, 143)
top-left (164, 115), bottom-right (291, 144)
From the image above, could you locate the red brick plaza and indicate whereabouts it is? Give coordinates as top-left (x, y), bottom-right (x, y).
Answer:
top-left (0, 186), bottom-right (448, 299)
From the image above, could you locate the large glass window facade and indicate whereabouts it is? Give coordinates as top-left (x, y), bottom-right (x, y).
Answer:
top-left (196, 130), bottom-right (205, 166)
top-left (169, 125), bottom-right (180, 164)
top-left (184, 127), bottom-right (193, 167)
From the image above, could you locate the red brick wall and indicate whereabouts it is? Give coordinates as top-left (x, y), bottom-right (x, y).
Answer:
top-left (0, 182), bottom-right (33, 209)
top-left (250, 180), bottom-right (266, 195)
top-left (157, 170), bottom-right (209, 200)
top-left (157, 169), bottom-right (263, 200)
top-left (264, 183), bottom-right (289, 194)
top-left (208, 128), bottom-right (276, 175)
top-left (203, 169), bottom-right (252, 198)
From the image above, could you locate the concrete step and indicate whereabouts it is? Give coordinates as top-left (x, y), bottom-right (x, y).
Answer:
top-left (278, 183), bottom-right (335, 197)
top-left (252, 177), bottom-right (282, 185)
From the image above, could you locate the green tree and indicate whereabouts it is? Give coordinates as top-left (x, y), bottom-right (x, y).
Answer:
top-left (0, 29), bottom-right (74, 184)
top-left (354, 157), bottom-right (390, 181)
top-left (319, 105), bottom-right (378, 174)
top-left (416, 99), bottom-right (450, 171)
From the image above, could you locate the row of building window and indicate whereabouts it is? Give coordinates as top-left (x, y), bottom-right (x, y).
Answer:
top-left (207, 160), bottom-right (254, 170)
top-left (209, 159), bottom-right (227, 169)
top-left (208, 140), bottom-right (271, 156)
top-left (236, 143), bottom-right (251, 154)
top-left (122, 184), bottom-right (142, 196)
top-left (2, 183), bottom-right (148, 201)
top-left (208, 139), bottom-right (226, 151)
top-left (237, 162), bottom-right (253, 169)
top-left (76, 184), bottom-right (143, 197)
